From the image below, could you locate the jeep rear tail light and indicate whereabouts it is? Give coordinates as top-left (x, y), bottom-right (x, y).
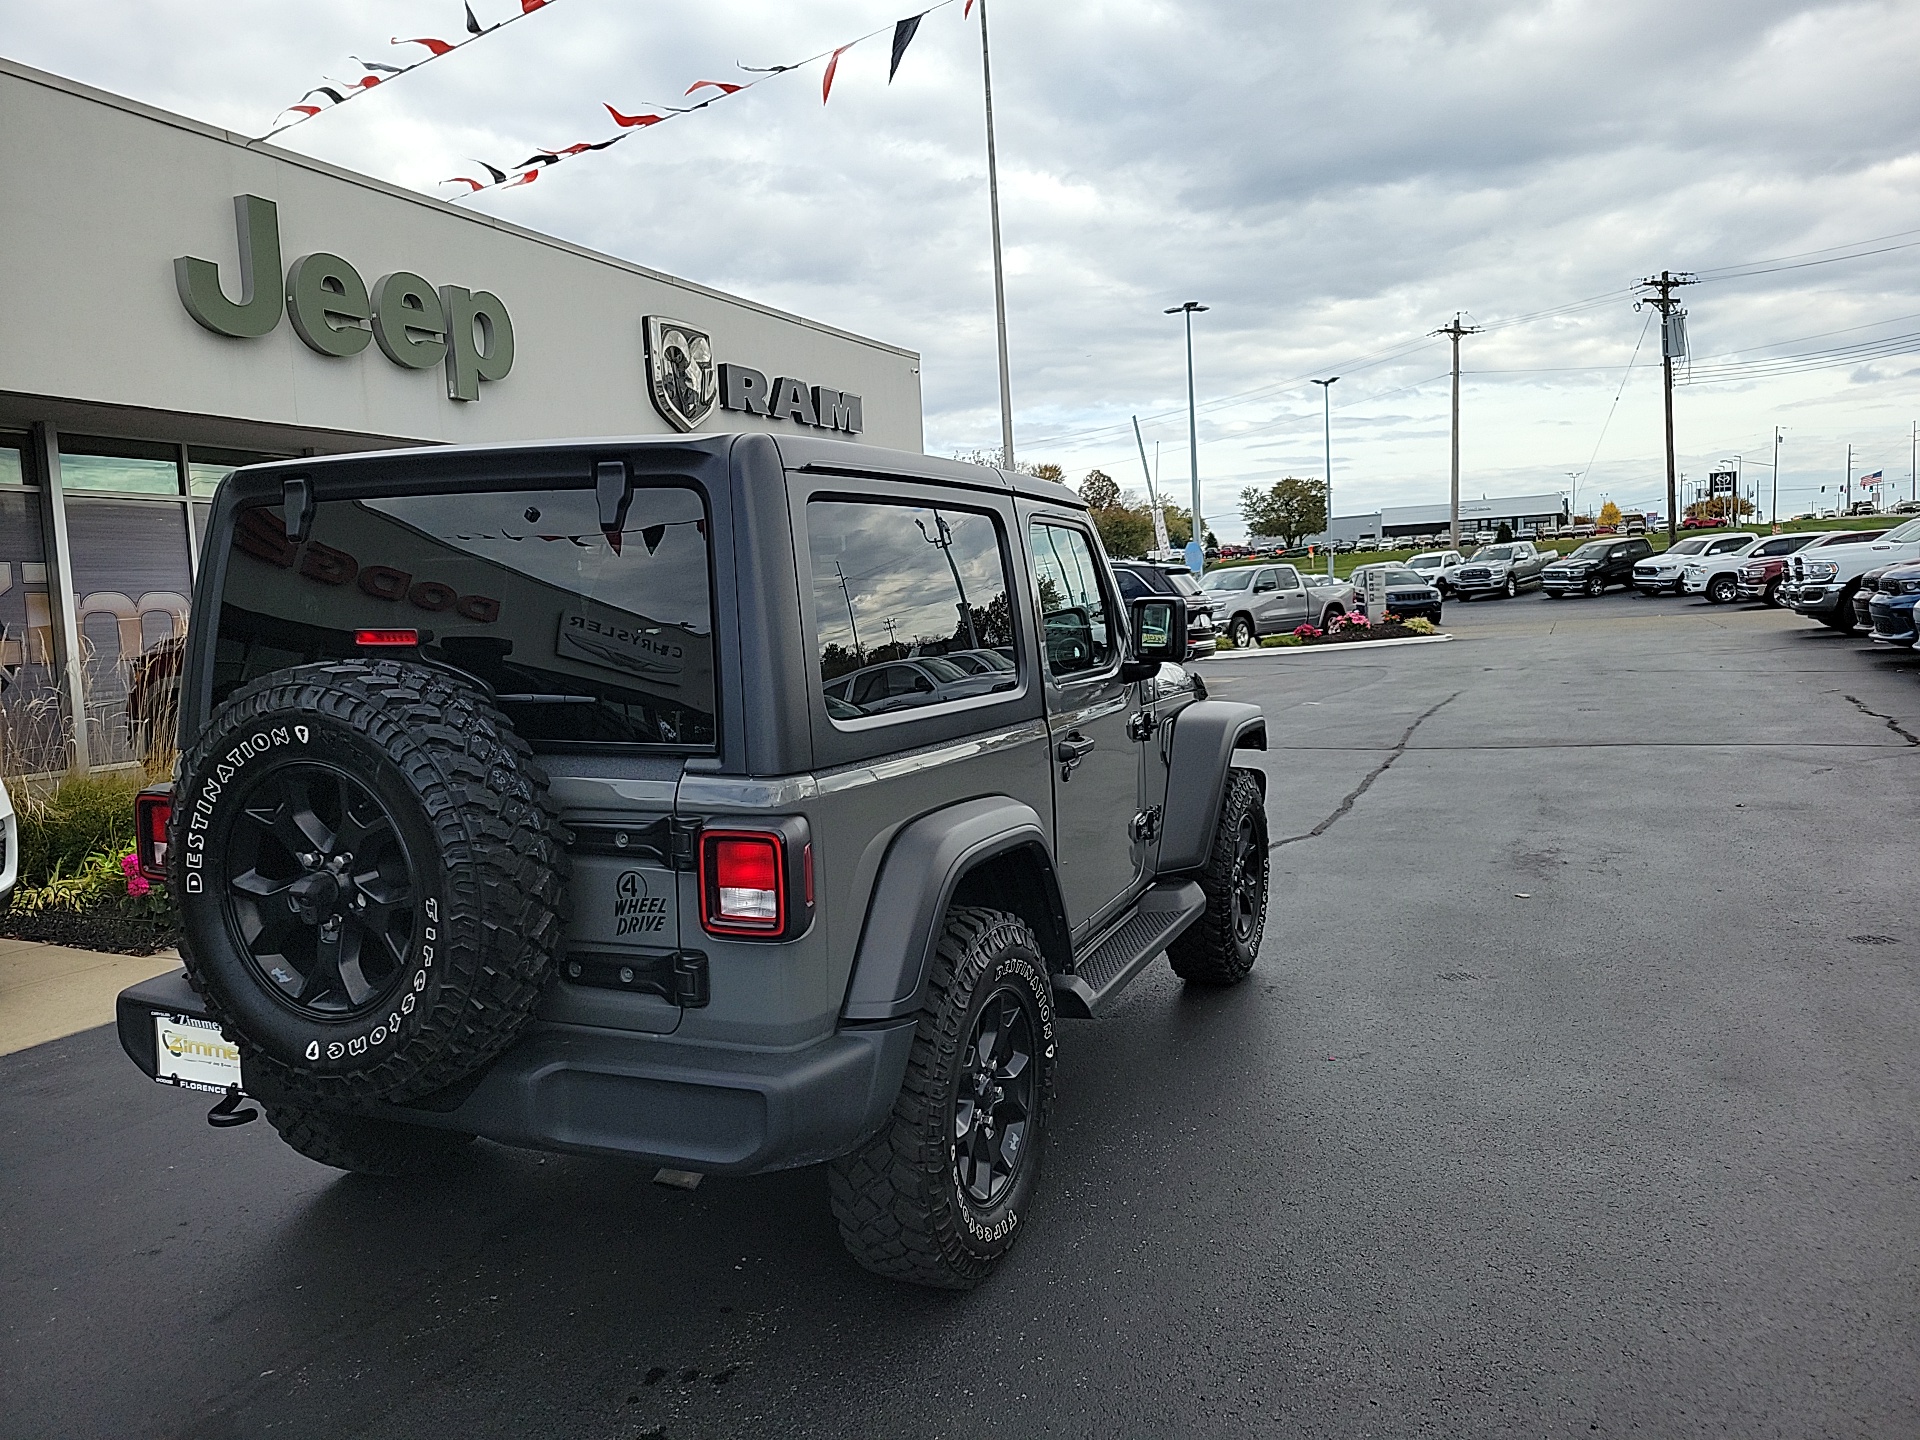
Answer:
top-left (697, 824), bottom-right (813, 940)
top-left (135, 789), bottom-right (173, 882)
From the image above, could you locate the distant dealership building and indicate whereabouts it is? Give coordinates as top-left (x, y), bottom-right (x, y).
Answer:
top-left (1305, 492), bottom-right (1570, 546)
top-left (0, 58), bottom-right (923, 775)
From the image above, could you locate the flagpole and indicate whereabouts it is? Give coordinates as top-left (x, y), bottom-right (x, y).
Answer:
top-left (976, 0), bottom-right (1015, 470)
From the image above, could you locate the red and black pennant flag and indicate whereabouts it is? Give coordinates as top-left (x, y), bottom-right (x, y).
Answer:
top-left (889, 15), bottom-right (923, 82)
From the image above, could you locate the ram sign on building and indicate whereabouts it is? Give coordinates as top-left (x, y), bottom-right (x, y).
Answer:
top-left (0, 58), bottom-right (924, 774)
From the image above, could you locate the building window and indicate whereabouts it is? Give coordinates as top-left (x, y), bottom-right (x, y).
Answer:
top-left (0, 489), bottom-right (61, 775)
top-left (63, 498), bottom-right (194, 767)
top-left (189, 445), bottom-right (283, 498)
top-left (0, 433), bottom-right (29, 488)
top-left (60, 435), bottom-right (183, 496)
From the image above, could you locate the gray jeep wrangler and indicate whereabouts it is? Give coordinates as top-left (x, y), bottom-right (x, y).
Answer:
top-left (116, 434), bottom-right (1269, 1290)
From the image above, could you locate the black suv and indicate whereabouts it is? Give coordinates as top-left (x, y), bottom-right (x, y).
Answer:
top-left (1542, 537), bottom-right (1655, 597)
top-left (116, 435), bottom-right (1270, 1290)
top-left (1111, 560), bottom-right (1217, 658)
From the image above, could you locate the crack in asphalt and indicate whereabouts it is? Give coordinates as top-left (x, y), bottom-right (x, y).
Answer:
top-left (1270, 691), bottom-right (1460, 850)
top-left (1843, 694), bottom-right (1920, 746)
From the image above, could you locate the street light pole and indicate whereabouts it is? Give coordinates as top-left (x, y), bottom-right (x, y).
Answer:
top-left (1313, 378), bottom-right (1344, 568)
top-left (1166, 302), bottom-right (1209, 572)
top-left (1772, 427), bottom-right (1784, 527)
top-left (976, 0), bottom-right (1015, 470)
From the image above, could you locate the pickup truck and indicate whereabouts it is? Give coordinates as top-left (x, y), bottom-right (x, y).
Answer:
top-left (1451, 541), bottom-right (1550, 600)
top-left (1631, 532), bottom-right (1756, 596)
top-left (1681, 533), bottom-right (1819, 603)
top-left (1200, 562), bottom-right (1352, 645)
top-left (1787, 517), bottom-right (1920, 631)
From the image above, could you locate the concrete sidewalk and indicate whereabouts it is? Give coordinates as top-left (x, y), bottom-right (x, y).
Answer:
top-left (0, 936), bottom-right (181, 1057)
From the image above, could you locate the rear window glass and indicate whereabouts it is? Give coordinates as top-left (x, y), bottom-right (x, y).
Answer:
top-left (211, 487), bottom-right (715, 748)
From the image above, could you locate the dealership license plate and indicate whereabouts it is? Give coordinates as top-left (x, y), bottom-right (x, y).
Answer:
top-left (152, 1013), bottom-right (242, 1093)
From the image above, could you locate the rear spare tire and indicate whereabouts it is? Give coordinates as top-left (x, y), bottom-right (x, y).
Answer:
top-left (171, 658), bottom-right (567, 1107)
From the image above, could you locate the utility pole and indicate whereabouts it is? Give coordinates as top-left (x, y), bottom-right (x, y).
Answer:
top-left (1845, 443), bottom-right (1852, 515)
top-left (975, 0), bottom-right (1015, 469)
top-left (1635, 270), bottom-right (1697, 545)
top-left (1432, 314), bottom-right (1481, 550)
top-left (1911, 421), bottom-right (1916, 504)
top-left (1312, 377), bottom-right (1340, 554)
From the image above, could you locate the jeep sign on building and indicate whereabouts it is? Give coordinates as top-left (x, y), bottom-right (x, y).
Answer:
top-left (0, 57), bottom-right (923, 773)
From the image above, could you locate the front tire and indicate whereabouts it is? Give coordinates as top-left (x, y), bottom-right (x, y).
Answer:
top-left (1504, 576), bottom-right (1518, 599)
top-left (1707, 575), bottom-right (1738, 604)
top-left (1168, 769), bottom-right (1268, 986)
top-left (1584, 576), bottom-right (1604, 597)
top-left (830, 907), bottom-right (1057, 1290)
top-left (1229, 614), bottom-right (1256, 648)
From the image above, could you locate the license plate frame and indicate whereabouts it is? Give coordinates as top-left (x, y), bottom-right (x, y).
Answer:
top-left (152, 1012), bottom-right (242, 1094)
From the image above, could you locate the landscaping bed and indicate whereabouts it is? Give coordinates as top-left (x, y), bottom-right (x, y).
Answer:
top-left (1216, 615), bottom-right (1443, 649)
top-left (1, 771), bottom-right (180, 956)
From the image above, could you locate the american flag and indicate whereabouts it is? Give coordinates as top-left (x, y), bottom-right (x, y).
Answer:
top-left (1861, 470), bottom-right (1884, 486)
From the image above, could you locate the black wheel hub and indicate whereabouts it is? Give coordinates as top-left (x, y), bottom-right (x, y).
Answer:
top-left (953, 986), bottom-right (1037, 1207)
top-left (1230, 809), bottom-right (1263, 943)
top-left (220, 762), bottom-right (418, 1019)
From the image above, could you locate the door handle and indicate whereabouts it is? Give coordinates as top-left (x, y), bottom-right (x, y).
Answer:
top-left (1057, 731), bottom-right (1095, 780)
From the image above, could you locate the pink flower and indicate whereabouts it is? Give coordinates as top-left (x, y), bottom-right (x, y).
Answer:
top-left (127, 874), bottom-right (151, 897)
top-left (120, 851), bottom-right (139, 876)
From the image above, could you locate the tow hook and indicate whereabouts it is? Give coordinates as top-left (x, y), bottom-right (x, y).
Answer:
top-left (207, 1083), bottom-right (259, 1128)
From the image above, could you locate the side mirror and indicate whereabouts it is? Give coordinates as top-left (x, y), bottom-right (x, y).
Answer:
top-left (1123, 596), bottom-right (1184, 679)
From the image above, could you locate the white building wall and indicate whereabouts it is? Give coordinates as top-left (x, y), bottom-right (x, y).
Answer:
top-left (0, 59), bottom-right (923, 451)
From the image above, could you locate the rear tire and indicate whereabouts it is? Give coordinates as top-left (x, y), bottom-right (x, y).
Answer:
top-left (1320, 606), bottom-right (1342, 630)
top-left (264, 1102), bottom-right (475, 1177)
top-left (172, 659), bottom-right (567, 1108)
top-left (1168, 769), bottom-right (1268, 987)
top-left (829, 907), bottom-right (1056, 1290)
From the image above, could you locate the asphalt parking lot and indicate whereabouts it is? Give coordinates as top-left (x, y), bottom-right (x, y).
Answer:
top-left (6, 589), bottom-right (1918, 1440)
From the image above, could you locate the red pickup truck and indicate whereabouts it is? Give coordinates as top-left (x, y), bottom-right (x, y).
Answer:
top-left (1738, 531), bottom-right (1885, 604)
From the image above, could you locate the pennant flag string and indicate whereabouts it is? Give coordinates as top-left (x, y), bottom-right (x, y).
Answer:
top-left (444, 0), bottom-right (960, 200)
top-left (258, 0), bottom-right (559, 143)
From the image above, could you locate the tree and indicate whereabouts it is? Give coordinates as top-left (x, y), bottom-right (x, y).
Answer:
top-left (1079, 469), bottom-right (1120, 510)
top-left (1090, 506), bottom-right (1155, 558)
top-left (1495, 521), bottom-right (1513, 543)
top-left (1161, 507), bottom-right (1192, 547)
top-left (1239, 477), bottom-right (1328, 547)
top-left (1027, 462), bottom-right (1065, 483)
top-left (1597, 501), bottom-right (1623, 528)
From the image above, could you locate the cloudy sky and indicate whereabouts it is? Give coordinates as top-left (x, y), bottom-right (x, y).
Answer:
top-left (11, 0), bottom-right (1920, 538)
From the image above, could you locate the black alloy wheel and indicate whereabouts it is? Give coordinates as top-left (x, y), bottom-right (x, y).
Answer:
top-left (1584, 576), bottom-right (1605, 597)
top-left (953, 985), bottom-right (1039, 1207)
top-left (223, 763), bottom-right (416, 1019)
top-left (1228, 804), bottom-right (1263, 948)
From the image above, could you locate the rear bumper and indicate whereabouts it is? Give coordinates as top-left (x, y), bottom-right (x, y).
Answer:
top-left (118, 970), bottom-right (917, 1176)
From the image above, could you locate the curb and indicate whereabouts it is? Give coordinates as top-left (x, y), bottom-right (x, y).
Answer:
top-left (1205, 634), bottom-right (1455, 659)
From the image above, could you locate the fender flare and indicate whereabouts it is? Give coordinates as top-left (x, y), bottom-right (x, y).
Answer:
top-left (841, 796), bottom-right (1064, 1023)
top-left (1158, 701), bottom-right (1266, 873)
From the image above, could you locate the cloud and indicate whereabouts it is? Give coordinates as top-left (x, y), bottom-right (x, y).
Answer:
top-left (10, 0), bottom-right (1920, 533)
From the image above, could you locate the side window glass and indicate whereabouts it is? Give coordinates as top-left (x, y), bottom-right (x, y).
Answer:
top-left (1275, 565), bottom-right (1301, 589)
top-left (1030, 522), bottom-right (1115, 678)
top-left (808, 499), bottom-right (1016, 721)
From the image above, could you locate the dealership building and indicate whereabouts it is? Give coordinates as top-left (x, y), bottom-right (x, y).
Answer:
top-left (1305, 492), bottom-right (1571, 547)
top-left (0, 58), bottom-right (923, 775)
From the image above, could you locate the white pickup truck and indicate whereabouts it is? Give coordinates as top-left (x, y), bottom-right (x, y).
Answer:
top-left (1788, 517), bottom-right (1920, 630)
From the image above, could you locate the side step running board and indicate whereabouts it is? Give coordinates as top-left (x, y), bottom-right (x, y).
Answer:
top-left (1052, 880), bottom-right (1206, 1019)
